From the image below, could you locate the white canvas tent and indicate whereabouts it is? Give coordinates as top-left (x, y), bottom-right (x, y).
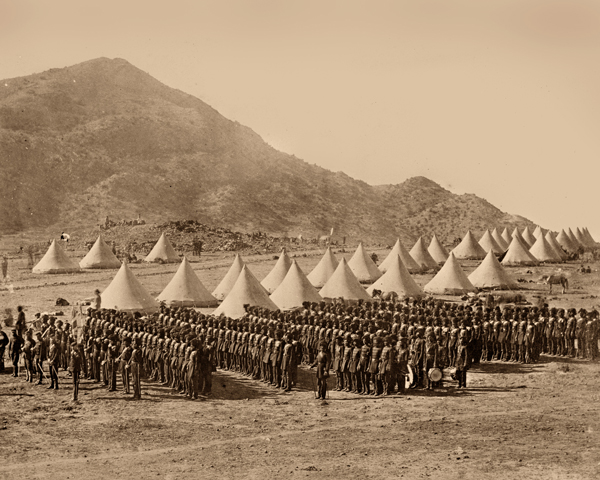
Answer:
top-left (32, 240), bottom-right (81, 274)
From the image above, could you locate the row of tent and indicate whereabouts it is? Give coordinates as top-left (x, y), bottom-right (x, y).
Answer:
top-left (450, 226), bottom-right (597, 265)
top-left (31, 225), bottom-right (597, 275)
top-left (97, 241), bottom-right (536, 319)
top-left (32, 233), bottom-right (181, 274)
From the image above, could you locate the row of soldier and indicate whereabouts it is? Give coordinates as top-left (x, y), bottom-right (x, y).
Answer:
top-left (3, 297), bottom-right (599, 402)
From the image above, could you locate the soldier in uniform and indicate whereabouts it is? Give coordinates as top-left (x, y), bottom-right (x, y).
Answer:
top-left (341, 335), bottom-right (353, 392)
top-left (128, 338), bottom-right (142, 400)
top-left (369, 336), bottom-right (383, 395)
top-left (107, 335), bottom-right (119, 391)
top-left (379, 336), bottom-right (394, 395)
top-left (69, 342), bottom-right (82, 402)
top-left (396, 336), bottom-right (409, 394)
top-left (423, 332), bottom-right (437, 390)
top-left (281, 332), bottom-right (294, 391)
top-left (349, 337), bottom-right (362, 394)
top-left (22, 330), bottom-right (36, 383)
top-left (47, 335), bottom-right (60, 389)
top-left (332, 336), bottom-right (344, 391)
top-left (311, 341), bottom-right (330, 400)
top-left (118, 337), bottom-right (132, 394)
top-left (8, 329), bottom-right (23, 377)
top-left (455, 330), bottom-right (471, 388)
top-left (33, 331), bottom-right (45, 385)
top-left (552, 309), bottom-right (564, 357)
top-left (0, 328), bottom-right (9, 373)
top-left (409, 329), bottom-right (425, 388)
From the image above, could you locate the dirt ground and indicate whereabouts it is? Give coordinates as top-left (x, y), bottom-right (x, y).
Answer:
top-left (1, 247), bottom-right (600, 480)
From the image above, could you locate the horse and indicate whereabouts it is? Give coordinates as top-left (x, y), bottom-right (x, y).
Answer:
top-left (371, 289), bottom-right (399, 302)
top-left (539, 274), bottom-right (569, 294)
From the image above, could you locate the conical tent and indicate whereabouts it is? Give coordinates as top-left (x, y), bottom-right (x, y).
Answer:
top-left (379, 238), bottom-right (422, 273)
top-left (567, 228), bottom-right (583, 249)
top-left (101, 262), bottom-right (159, 313)
top-left (347, 243), bottom-right (382, 283)
top-left (307, 247), bottom-right (339, 288)
top-left (366, 255), bottom-right (424, 299)
top-left (450, 231), bottom-right (486, 260)
top-left (521, 226), bottom-right (537, 248)
top-left (545, 232), bottom-right (568, 261)
top-left (213, 265), bottom-right (279, 319)
top-left (79, 235), bottom-right (121, 269)
top-left (410, 237), bottom-right (439, 270)
top-left (468, 250), bottom-right (516, 290)
top-left (582, 227), bottom-right (597, 246)
top-left (32, 240), bottom-right (81, 274)
top-left (511, 227), bottom-right (530, 249)
top-left (424, 253), bottom-right (477, 295)
top-left (532, 226), bottom-right (547, 240)
top-left (261, 249), bottom-right (293, 293)
top-left (556, 229), bottom-right (578, 253)
top-left (574, 228), bottom-right (591, 248)
top-left (491, 228), bottom-right (508, 250)
top-left (212, 254), bottom-right (246, 300)
top-left (320, 258), bottom-right (372, 302)
top-left (157, 257), bottom-right (218, 307)
top-left (428, 234), bottom-right (449, 264)
top-left (501, 236), bottom-right (539, 266)
top-left (501, 227), bottom-right (513, 246)
top-left (529, 235), bottom-right (562, 263)
top-left (270, 260), bottom-right (323, 310)
top-left (144, 233), bottom-right (180, 263)
top-left (478, 230), bottom-right (504, 254)
top-left (575, 227), bottom-right (595, 248)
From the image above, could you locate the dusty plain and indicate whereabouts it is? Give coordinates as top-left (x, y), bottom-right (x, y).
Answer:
top-left (1, 245), bottom-right (600, 480)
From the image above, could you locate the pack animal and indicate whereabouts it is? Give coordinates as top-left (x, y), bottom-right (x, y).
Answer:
top-left (371, 289), bottom-right (399, 301)
top-left (540, 274), bottom-right (569, 294)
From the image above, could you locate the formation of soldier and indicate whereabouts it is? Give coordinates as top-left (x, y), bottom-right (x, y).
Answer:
top-left (3, 298), bottom-right (599, 402)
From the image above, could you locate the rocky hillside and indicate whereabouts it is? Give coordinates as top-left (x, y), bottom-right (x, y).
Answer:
top-left (0, 58), bottom-right (536, 246)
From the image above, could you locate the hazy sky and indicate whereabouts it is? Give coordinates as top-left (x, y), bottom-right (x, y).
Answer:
top-left (2, 0), bottom-right (600, 237)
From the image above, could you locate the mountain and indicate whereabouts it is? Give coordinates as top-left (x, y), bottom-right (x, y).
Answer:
top-left (0, 58), bottom-right (535, 245)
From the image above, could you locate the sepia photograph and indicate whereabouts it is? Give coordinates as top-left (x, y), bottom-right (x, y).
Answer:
top-left (1, 1), bottom-right (599, 479)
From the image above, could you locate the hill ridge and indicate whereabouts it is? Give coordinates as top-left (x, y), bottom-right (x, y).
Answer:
top-left (0, 57), bottom-right (537, 243)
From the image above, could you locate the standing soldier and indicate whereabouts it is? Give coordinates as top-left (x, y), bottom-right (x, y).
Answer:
top-left (455, 330), bottom-right (471, 388)
top-left (332, 336), bottom-right (344, 391)
top-left (396, 336), bottom-right (409, 394)
top-left (107, 335), bottom-right (118, 392)
top-left (564, 309), bottom-right (574, 357)
top-left (311, 341), bottom-right (330, 400)
top-left (546, 310), bottom-right (556, 355)
top-left (423, 332), bottom-right (437, 391)
top-left (369, 336), bottom-right (383, 395)
top-left (128, 338), bottom-right (142, 400)
top-left (33, 332), bottom-right (45, 385)
top-left (69, 343), bottom-right (82, 401)
top-left (118, 337), bottom-right (132, 394)
top-left (0, 328), bottom-right (9, 373)
top-left (349, 337), bottom-right (362, 394)
top-left (281, 333), bottom-right (294, 391)
top-left (359, 335), bottom-right (372, 395)
top-left (22, 330), bottom-right (36, 383)
top-left (8, 329), bottom-right (23, 377)
top-left (47, 336), bottom-right (60, 389)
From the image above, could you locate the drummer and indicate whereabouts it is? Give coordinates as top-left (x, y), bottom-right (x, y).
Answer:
top-left (434, 332), bottom-right (448, 389)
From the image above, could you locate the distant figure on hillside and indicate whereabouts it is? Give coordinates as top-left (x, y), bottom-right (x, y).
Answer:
top-left (370, 252), bottom-right (378, 265)
top-left (60, 232), bottom-right (70, 250)
top-left (112, 242), bottom-right (117, 256)
top-left (1, 255), bottom-right (8, 280)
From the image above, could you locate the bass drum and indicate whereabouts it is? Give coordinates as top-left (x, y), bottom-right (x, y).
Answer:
top-left (406, 364), bottom-right (417, 389)
top-left (428, 367), bottom-right (442, 382)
